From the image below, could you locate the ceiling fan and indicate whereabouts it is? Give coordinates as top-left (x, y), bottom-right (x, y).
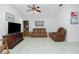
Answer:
top-left (27, 5), bottom-right (41, 14)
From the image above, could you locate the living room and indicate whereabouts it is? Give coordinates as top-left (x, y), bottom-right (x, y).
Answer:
top-left (0, 4), bottom-right (79, 54)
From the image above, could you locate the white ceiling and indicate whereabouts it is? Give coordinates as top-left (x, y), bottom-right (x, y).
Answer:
top-left (11, 4), bottom-right (64, 19)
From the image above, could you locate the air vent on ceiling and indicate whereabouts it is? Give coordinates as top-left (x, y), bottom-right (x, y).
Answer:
top-left (59, 4), bottom-right (63, 7)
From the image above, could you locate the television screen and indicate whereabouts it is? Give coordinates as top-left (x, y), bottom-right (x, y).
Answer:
top-left (8, 22), bottom-right (21, 34)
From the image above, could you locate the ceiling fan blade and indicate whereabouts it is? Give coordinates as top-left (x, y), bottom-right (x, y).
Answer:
top-left (27, 5), bottom-right (32, 8)
top-left (27, 9), bottom-right (32, 12)
top-left (33, 5), bottom-right (36, 9)
top-left (36, 10), bottom-right (41, 12)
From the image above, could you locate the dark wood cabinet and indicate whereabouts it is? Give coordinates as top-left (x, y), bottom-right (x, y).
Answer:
top-left (23, 21), bottom-right (29, 36)
top-left (3, 32), bottom-right (23, 49)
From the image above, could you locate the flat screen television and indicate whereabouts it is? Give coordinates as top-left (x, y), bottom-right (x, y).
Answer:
top-left (8, 22), bottom-right (21, 34)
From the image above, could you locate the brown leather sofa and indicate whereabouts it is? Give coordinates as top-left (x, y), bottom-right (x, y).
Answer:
top-left (49, 27), bottom-right (66, 42)
top-left (30, 28), bottom-right (47, 37)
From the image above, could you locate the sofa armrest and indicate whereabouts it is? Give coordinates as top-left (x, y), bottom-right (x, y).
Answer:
top-left (49, 32), bottom-right (56, 37)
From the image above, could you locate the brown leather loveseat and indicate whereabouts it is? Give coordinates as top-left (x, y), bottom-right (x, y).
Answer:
top-left (30, 28), bottom-right (47, 37)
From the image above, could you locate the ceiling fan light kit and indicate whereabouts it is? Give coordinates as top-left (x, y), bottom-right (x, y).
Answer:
top-left (32, 10), bottom-right (37, 14)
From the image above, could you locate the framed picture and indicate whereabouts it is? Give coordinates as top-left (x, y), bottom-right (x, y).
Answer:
top-left (70, 12), bottom-right (78, 24)
top-left (6, 12), bottom-right (15, 22)
top-left (35, 21), bottom-right (44, 26)
top-left (70, 18), bottom-right (78, 24)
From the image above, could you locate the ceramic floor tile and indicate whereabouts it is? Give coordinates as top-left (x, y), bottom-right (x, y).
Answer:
top-left (10, 37), bottom-right (79, 54)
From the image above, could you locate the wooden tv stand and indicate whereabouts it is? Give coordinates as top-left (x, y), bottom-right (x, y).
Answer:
top-left (3, 32), bottom-right (23, 49)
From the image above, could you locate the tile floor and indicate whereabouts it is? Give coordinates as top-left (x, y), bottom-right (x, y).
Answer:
top-left (10, 37), bottom-right (79, 54)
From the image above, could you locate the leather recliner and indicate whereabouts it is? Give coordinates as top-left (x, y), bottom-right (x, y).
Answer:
top-left (49, 27), bottom-right (66, 42)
